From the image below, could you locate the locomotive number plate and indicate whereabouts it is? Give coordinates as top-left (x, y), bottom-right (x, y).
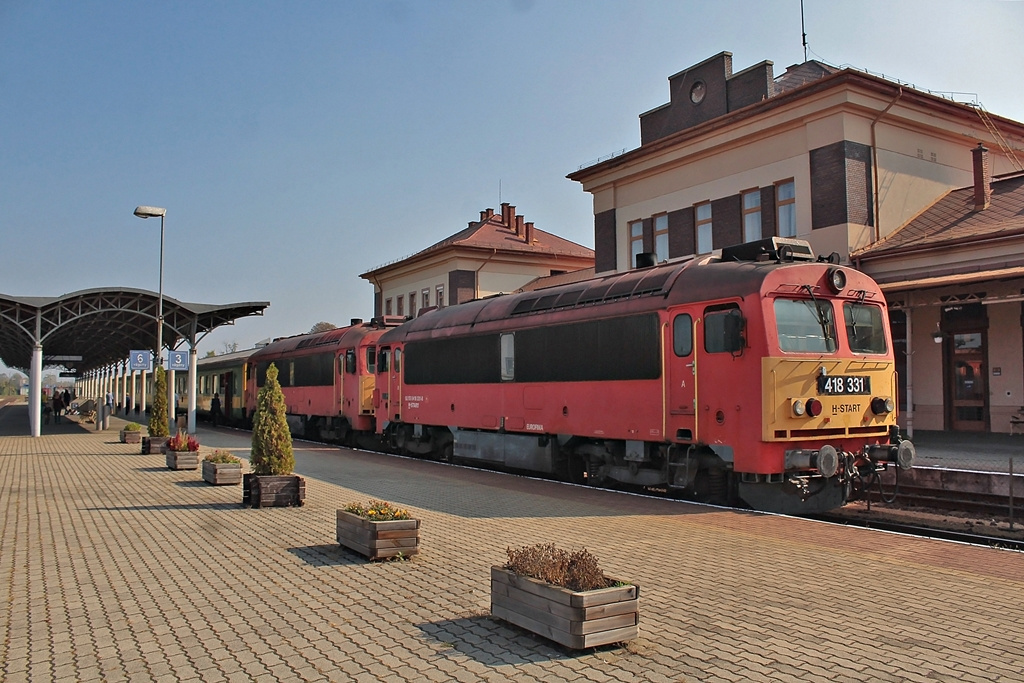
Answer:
top-left (817, 375), bottom-right (871, 395)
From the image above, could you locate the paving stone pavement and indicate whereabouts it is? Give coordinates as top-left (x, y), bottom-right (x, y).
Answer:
top-left (1, 404), bottom-right (1022, 682)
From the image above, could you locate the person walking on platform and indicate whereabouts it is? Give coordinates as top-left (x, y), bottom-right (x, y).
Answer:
top-left (210, 393), bottom-right (222, 427)
top-left (62, 389), bottom-right (71, 413)
top-left (52, 392), bottom-right (64, 424)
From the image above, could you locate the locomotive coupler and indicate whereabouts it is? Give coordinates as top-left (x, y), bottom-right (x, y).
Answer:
top-left (862, 428), bottom-right (915, 470)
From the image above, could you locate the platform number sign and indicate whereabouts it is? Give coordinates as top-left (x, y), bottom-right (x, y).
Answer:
top-left (129, 350), bottom-right (153, 372)
top-left (168, 351), bottom-right (190, 371)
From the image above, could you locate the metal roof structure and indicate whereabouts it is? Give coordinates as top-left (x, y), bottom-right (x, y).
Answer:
top-left (0, 288), bottom-right (269, 373)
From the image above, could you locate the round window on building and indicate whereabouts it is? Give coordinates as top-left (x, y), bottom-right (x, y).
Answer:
top-left (690, 80), bottom-right (706, 104)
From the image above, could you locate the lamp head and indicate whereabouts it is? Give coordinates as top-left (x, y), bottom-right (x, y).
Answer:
top-left (134, 206), bottom-right (166, 218)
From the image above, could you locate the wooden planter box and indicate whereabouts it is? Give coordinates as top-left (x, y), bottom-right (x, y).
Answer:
top-left (120, 429), bottom-right (142, 444)
top-left (336, 510), bottom-right (420, 561)
top-left (490, 566), bottom-right (639, 649)
top-left (165, 449), bottom-right (200, 470)
top-left (243, 473), bottom-right (305, 507)
top-left (202, 460), bottom-right (242, 485)
top-left (141, 436), bottom-right (168, 454)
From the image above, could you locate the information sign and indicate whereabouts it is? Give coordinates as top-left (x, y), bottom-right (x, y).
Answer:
top-left (129, 350), bottom-right (153, 372)
top-left (168, 350), bottom-right (190, 371)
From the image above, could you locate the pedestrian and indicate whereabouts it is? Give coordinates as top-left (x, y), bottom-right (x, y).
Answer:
top-left (62, 388), bottom-right (71, 412)
top-left (210, 392), bottom-right (222, 427)
top-left (52, 392), bottom-right (63, 424)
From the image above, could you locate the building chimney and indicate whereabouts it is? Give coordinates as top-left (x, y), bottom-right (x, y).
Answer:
top-left (525, 221), bottom-right (534, 244)
top-left (515, 215), bottom-right (524, 237)
top-left (480, 210), bottom-right (488, 222)
top-left (507, 204), bottom-right (516, 230)
top-left (500, 202), bottom-right (510, 226)
top-left (972, 143), bottom-right (991, 210)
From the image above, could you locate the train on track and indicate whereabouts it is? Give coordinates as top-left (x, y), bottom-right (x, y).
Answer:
top-left (186, 236), bottom-right (914, 515)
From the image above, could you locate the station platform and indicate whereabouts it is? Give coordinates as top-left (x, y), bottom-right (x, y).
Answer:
top-left (1, 404), bottom-right (1022, 682)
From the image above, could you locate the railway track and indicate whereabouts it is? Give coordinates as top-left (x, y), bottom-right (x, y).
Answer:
top-left (860, 484), bottom-right (1017, 518)
top-left (813, 510), bottom-right (1024, 552)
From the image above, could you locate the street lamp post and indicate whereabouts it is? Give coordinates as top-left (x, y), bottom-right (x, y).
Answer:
top-left (134, 206), bottom-right (167, 431)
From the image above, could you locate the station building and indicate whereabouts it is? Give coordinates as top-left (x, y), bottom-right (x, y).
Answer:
top-left (360, 203), bottom-right (594, 318)
top-left (567, 51), bottom-right (1024, 434)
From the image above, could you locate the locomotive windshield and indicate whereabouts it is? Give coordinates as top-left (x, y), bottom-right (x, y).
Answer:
top-left (843, 303), bottom-right (887, 354)
top-left (774, 298), bottom-right (837, 353)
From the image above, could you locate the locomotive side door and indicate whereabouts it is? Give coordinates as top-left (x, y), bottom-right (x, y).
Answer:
top-left (667, 311), bottom-right (697, 441)
top-left (693, 303), bottom-right (746, 451)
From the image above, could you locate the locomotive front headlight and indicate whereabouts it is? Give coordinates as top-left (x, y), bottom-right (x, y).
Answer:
top-left (792, 399), bottom-right (805, 416)
top-left (826, 267), bottom-right (847, 294)
top-left (871, 397), bottom-right (895, 415)
top-left (805, 398), bottom-right (823, 417)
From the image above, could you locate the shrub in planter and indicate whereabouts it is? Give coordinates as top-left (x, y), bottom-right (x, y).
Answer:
top-left (336, 500), bottom-right (419, 561)
top-left (491, 543), bottom-right (639, 649)
top-left (165, 429), bottom-right (200, 470)
top-left (245, 363), bottom-right (304, 507)
top-left (142, 366), bottom-right (170, 454)
top-left (202, 449), bottom-right (242, 485)
top-left (120, 421), bottom-right (143, 444)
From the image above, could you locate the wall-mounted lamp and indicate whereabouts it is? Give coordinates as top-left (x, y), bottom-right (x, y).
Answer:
top-left (932, 323), bottom-right (943, 344)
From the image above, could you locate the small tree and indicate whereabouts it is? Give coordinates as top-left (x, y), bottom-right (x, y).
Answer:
top-left (250, 363), bottom-right (294, 475)
top-left (150, 366), bottom-right (169, 438)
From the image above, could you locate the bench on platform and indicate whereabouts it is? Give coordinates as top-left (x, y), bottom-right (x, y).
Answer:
top-left (1011, 410), bottom-right (1024, 435)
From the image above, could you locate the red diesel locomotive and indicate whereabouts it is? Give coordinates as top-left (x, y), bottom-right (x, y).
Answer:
top-left (244, 318), bottom-right (401, 447)
top-left (372, 237), bottom-right (914, 515)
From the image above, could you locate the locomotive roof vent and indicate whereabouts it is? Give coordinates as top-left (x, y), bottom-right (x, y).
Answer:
top-left (721, 236), bottom-right (815, 263)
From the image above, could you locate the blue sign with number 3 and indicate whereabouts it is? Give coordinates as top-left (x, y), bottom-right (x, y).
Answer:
top-left (168, 351), bottom-right (189, 371)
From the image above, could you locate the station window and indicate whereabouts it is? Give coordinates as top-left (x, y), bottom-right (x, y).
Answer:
top-left (409, 292), bottom-right (417, 317)
top-left (422, 288), bottom-right (430, 308)
top-left (742, 189), bottom-right (761, 242)
top-left (653, 214), bottom-right (669, 262)
top-left (436, 285), bottom-right (445, 308)
top-left (385, 298), bottom-right (393, 316)
top-left (777, 180), bottom-right (796, 238)
top-left (695, 203), bottom-right (713, 254)
top-left (629, 220), bottom-right (644, 269)
top-left (397, 295), bottom-right (404, 316)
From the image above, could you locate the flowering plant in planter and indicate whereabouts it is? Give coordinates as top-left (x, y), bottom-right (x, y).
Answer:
top-left (342, 499), bottom-right (412, 521)
top-left (204, 449), bottom-right (241, 464)
top-left (166, 430), bottom-right (200, 452)
top-left (505, 543), bottom-right (611, 591)
top-left (123, 422), bottom-right (142, 432)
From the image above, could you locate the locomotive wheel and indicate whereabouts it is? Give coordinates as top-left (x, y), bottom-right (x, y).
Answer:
top-left (567, 453), bottom-right (587, 485)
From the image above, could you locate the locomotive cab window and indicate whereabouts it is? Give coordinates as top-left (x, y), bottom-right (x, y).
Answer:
top-left (704, 305), bottom-right (744, 354)
top-left (344, 349), bottom-right (356, 374)
top-left (775, 298), bottom-right (837, 353)
top-left (673, 314), bottom-right (693, 357)
top-left (393, 348), bottom-right (401, 373)
top-left (844, 303), bottom-right (887, 354)
top-left (379, 349), bottom-right (390, 374)
top-left (366, 348), bottom-right (377, 374)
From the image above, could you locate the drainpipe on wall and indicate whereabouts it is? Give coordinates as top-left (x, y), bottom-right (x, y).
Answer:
top-left (905, 307), bottom-right (913, 439)
top-left (870, 87), bottom-right (903, 243)
top-left (474, 249), bottom-right (498, 299)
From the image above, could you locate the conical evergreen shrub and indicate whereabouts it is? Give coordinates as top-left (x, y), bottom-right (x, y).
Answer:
top-left (250, 363), bottom-right (294, 475)
top-left (149, 366), bottom-right (169, 438)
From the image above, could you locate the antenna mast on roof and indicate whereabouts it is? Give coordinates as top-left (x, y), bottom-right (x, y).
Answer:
top-left (800, 0), bottom-right (808, 62)
top-left (498, 178), bottom-right (502, 205)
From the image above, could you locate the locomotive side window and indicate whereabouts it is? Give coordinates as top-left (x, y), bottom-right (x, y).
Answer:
top-left (378, 349), bottom-right (390, 374)
top-left (500, 333), bottom-right (515, 381)
top-left (844, 303), bottom-right (887, 354)
top-left (673, 314), bottom-right (693, 357)
top-left (774, 298), bottom-right (837, 353)
top-left (704, 306), bottom-right (744, 354)
top-left (393, 348), bottom-right (401, 373)
top-left (344, 349), bottom-right (356, 374)
top-left (366, 347), bottom-right (377, 374)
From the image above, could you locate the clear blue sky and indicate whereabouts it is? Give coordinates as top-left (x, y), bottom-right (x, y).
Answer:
top-left (2, 0), bottom-right (1023, 371)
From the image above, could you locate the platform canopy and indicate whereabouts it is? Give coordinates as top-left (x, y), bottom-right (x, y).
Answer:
top-left (0, 288), bottom-right (269, 373)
